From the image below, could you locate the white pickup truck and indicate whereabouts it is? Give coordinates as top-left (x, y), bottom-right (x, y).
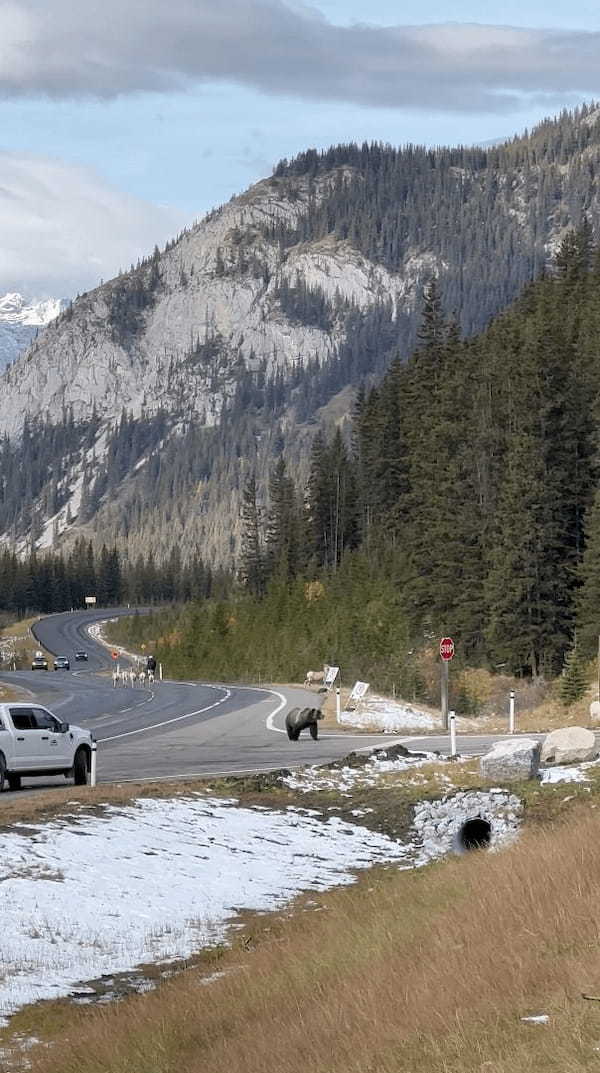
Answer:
top-left (0, 703), bottom-right (94, 792)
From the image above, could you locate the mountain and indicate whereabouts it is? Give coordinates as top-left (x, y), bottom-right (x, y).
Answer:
top-left (0, 293), bottom-right (67, 371)
top-left (3, 103), bottom-right (600, 565)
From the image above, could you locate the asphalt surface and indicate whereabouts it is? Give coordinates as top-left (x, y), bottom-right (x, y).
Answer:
top-left (0, 608), bottom-right (542, 798)
top-left (1, 608), bottom-right (398, 793)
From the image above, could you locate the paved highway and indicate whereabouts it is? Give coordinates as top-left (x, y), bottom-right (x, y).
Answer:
top-left (0, 609), bottom-right (533, 796)
top-left (1, 609), bottom-right (399, 791)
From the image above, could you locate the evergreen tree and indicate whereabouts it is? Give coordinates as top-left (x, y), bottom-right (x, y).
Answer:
top-left (577, 487), bottom-right (600, 657)
top-left (240, 474), bottom-right (265, 596)
top-left (265, 457), bottom-right (300, 579)
top-left (559, 638), bottom-right (588, 705)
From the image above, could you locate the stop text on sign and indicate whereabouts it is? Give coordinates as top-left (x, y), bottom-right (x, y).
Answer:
top-left (440, 637), bottom-right (454, 662)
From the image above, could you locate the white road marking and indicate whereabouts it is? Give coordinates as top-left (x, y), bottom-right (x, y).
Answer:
top-left (121, 679), bottom-right (289, 734)
top-left (259, 691), bottom-right (394, 740)
top-left (98, 686), bottom-right (232, 742)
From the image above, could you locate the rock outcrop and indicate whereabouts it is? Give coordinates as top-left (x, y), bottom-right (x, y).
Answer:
top-left (480, 739), bottom-right (541, 781)
top-left (540, 726), bottom-right (597, 765)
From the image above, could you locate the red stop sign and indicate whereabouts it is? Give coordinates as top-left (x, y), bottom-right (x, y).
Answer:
top-left (440, 637), bottom-right (454, 662)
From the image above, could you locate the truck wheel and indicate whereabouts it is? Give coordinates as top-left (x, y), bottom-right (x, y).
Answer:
top-left (0, 754), bottom-right (5, 792)
top-left (309, 722), bottom-right (318, 740)
top-left (73, 748), bottom-right (88, 786)
top-left (7, 773), bottom-right (21, 791)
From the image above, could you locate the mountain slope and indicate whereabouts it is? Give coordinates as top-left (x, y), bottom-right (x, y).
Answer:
top-left (0, 171), bottom-right (409, 438)
top-left (4, 103), bottom-right (600, 563)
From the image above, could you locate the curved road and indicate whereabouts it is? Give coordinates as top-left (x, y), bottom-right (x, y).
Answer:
top-left (0, 608), bottom-right (532, 795)
top-left (2, 609), bottom-right (403, 791)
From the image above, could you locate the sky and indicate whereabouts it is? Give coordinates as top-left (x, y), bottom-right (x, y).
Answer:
top-left (1, 0), bottom-right (600, 296)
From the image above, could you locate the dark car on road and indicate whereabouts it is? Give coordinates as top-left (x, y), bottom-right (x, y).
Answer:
top-left (31, 653), bottom-right (48, 671)
top-left (74, 651), bottom-right (88, 661)
top-left (53, 656), bottom-right (70, 671)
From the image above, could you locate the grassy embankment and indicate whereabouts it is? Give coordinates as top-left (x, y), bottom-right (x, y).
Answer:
top-left (0, 615), bottom-right (52, 699)
top-left (11, 780), bottom-right (600, 1073)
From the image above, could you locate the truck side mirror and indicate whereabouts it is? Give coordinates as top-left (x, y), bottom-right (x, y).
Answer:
top-left (60, 722), bottom-right (70, 733)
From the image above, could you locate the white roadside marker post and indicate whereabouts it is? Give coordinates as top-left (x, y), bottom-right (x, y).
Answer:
top-left (90, 741), bottom-right (97, 787)
top-left (159, 663), bottom-right (163, 681)
top-left (335, 687), bottom-right (341, 722)
top-left (449, 709), bottom-right (457, 759)
top-left (509, 689), bottom-right (516, 734)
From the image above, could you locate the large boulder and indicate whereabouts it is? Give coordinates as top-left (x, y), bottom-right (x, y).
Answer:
top-left (541, 726), bottom-right (597, 765)
top-left (480, 739), bottom-right (541, 782)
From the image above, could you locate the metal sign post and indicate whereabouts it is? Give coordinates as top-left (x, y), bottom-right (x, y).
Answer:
top-left (509, 690), bottom-right (516, 734)
top-left (439, 637), bottom-right (454, 730)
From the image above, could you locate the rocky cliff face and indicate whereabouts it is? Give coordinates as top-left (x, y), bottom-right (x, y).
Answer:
top-left (4, 108), bottom-right (600, 563)
top-left (0, 173), bottom-right (415, 439)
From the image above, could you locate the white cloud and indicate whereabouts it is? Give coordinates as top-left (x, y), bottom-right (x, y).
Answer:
top-left (0, 151), bottom-right (184, 297)
top-left (0, 2), bottom-right (598, 112)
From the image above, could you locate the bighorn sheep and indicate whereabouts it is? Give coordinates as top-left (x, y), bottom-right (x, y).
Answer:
top-left (304, 669), bottom-right (326, 687)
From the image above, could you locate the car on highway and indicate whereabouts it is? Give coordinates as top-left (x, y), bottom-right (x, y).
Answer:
top-left (74, 650), bottom-right (88, 661)
top-left (31, 652), bottom-right (48, 671)
top-left (0, 703), bottom-right (94, 791)
top-left (53, 656), bottom-right (70, 671)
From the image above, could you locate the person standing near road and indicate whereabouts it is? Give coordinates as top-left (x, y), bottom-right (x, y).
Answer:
top-left (146, 655), bottom-right (157, 674)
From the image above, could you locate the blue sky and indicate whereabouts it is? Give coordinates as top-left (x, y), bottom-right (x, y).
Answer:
top-left (1, 0), bottom-right (599, 295)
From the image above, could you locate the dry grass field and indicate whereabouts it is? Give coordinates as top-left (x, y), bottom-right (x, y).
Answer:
top-left (0, 615), bottom-right (51, 678)
top-left (14, 801), bottom-right (600, 1073)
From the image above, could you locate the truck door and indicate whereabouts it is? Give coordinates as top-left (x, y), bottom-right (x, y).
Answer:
top-left (0, 711), bottom-right (13, 766)
top-left (32, 708), bottom-right (71, 765)
top-left (8, 708), bottom-right (48, 769)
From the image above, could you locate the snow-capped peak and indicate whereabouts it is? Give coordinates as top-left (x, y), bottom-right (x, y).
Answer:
top-left (0, 292), bottom-right (68, 370)
top-left (0, 292), bottom-right (67, 326)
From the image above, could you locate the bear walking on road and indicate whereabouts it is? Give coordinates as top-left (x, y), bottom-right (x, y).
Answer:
top-left (285, 706), bottom-right (323, 741)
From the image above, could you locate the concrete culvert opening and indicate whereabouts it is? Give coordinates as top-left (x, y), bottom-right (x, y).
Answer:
top-left (458, 817), bottom-right (492, 852)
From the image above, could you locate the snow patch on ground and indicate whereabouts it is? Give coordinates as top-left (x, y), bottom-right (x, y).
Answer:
top-left (0, 796), bottom-right (415, 1023)
top-left (87, 620), bottom-right (140, 665)
top-left (339, 694), bottom-right (438, 732)
top-left (541, 765), bottom-right (589, 785)
top-left (281, 751), bottom-right (444, 793)
top-left (540, 756), bottom-right (600, 784)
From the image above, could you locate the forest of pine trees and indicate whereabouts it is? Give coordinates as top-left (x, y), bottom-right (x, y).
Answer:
top-left (270, 105), bottom-right (600, 339)
top-left (232, 228), bottom-right (600, 679)
top-left (0, 537), bottom-right (224, 616)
